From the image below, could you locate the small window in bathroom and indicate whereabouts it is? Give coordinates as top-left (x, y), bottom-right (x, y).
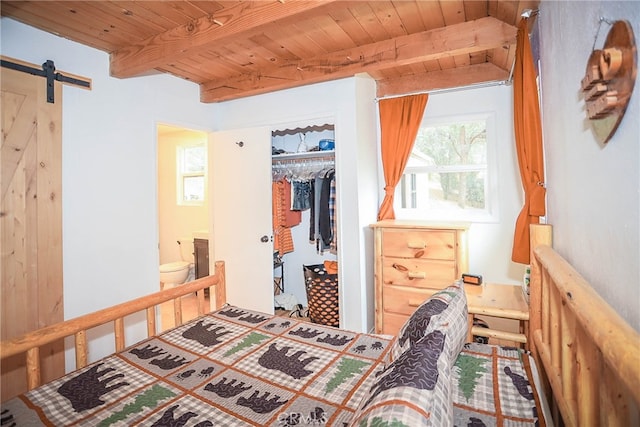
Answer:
top-left (177, 144), bottom-right (206, 205)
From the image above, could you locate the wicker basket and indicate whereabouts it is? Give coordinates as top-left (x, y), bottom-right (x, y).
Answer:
top-left (303, 264), bottom-right (339, 327)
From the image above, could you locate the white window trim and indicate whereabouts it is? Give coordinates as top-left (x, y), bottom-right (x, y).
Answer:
top-left (395, 111), bottom-right (500, 223)
top-left (177, 144), bottom-right (207, 206)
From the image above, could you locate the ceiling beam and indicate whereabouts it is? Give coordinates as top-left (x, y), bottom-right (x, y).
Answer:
top-left (109, 0), bottom-right (339, 78)
top-left (376, 62), bottom-right (511, 98)
top-left (200, 16), bottom-right (516, 102)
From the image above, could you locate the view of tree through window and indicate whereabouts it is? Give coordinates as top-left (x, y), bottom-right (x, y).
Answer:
top-left (397, 117), bottom-right (489, 219)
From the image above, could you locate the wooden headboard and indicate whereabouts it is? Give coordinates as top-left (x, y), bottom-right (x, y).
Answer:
top-left (528, 224), bottom-right (640, 426)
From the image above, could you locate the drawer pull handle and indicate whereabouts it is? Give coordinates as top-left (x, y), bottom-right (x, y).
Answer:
top-left (408, 299), bottom-right (423, 308)
top-left (408, 271), bottom-right (426, 279)
top-left (392, 263), bottom-right (408, 272)
top-left (414, 250), bottom-right (425, 258)
top-left (407, 241), bottom-right (426, 249)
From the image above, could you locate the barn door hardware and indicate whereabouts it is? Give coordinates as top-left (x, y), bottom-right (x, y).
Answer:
top-left (1, 58), bottom-right (91, 103)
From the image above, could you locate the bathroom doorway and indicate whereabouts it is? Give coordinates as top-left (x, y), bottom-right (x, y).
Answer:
top-left (157, 123), bottom-right (210, 330)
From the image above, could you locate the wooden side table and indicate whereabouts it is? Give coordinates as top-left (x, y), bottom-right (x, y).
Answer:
top-left (465, 283), bottom-right (529, 348)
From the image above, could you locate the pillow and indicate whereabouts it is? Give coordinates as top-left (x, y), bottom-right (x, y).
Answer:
top-left (391, 282), bottom-right (468, 361)
top-left (349, 329), bottom-right (454, 426)
top-left (426, 282), bottom-right (468, 363)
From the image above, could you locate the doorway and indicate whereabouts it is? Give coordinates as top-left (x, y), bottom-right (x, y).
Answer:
top-left (156, 123), bottom-right (209, 330)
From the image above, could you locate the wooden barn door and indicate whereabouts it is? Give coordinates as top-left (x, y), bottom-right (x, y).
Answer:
top-left (1, 59), bottom-right (64, 400)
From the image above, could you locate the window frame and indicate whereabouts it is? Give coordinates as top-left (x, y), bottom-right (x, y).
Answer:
top-left (176, 143), bottom-right (207, 206)
top-left (394, 111), bottom-right (500, 223)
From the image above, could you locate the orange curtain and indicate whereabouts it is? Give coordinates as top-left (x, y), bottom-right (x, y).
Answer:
top-left (377, 94), bottom-right (428, 220)
top-left (512, 17), bottom-right (546, 264)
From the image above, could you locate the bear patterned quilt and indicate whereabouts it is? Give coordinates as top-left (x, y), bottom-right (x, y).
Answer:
top-left (2, 305), bottom-right (545, 426)
top-left (3, 305), bottom-right (393, 426)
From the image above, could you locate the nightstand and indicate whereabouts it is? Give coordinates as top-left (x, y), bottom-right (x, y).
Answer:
top-left (465, 283), bottom-right (529, 348)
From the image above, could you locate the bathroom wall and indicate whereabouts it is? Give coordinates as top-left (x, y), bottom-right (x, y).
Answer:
top-left (157, 125), bottom-right (209, 269)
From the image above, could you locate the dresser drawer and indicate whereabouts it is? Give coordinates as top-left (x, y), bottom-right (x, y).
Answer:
top-left (371, 221), bottom-right (469, 336)
top-left (381, 229), bottom-right (456, 260)
top-left (382, 285), bottom-right (438, 316)
top-left (382, 257), bottom-right (457, 289)
top-left (380, 312), bottom-right (410, 336)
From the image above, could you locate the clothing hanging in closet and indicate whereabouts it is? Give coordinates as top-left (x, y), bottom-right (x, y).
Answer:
top-left (317, 168), bottom-right (336, 252)
top-left (272, 180), bottom-right (296, 256)
top-left (272, 157), bottom-right (337, 254)
top-left (300, 167), bottom-right (336, 254)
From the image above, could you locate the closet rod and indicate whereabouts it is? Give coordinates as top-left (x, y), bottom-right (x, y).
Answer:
top-left (272, 159), bottom-right (334, 168)
top-left (272, 155), bottom-right (335, 166)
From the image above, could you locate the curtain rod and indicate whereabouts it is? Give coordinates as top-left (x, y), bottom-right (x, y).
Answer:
top-left (375, 79), bottom-right (511, 102)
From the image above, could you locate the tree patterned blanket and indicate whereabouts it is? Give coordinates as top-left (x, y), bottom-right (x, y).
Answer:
top-left (453, 343), bottom-right (546, 426)
top-left (2, 306), bottom-right (544, 426)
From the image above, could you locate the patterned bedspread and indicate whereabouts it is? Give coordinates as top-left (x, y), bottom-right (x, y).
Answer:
top-left (2, 306), bottom-right (545, 426)
top-left (453, 343), bottom-right (546, 427)
top-left (3, 306), bottom-right (392, 426)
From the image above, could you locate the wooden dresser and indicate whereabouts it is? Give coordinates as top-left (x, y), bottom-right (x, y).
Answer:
top-left (371, 220), bottom-right (469, 335)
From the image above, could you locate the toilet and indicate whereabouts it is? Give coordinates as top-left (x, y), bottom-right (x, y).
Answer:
top-left (159, 239), bottom-right (195, 288)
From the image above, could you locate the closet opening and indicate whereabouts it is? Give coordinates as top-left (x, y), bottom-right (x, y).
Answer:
top-left (270, 124), bottom-right (338, 326)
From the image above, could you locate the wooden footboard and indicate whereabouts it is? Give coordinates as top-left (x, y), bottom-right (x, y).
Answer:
top-left (1, 261), bottom-right (226, 395)
top-left (529, 226), bottom-right (640, 426)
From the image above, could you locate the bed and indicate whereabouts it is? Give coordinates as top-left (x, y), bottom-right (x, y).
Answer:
top-left (1, 225), bottom-right (639, 426)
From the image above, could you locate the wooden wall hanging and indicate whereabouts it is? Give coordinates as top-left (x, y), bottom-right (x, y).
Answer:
top-left (581, 20), bottom-right (637, 144)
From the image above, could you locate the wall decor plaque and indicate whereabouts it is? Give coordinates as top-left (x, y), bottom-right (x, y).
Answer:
top-left (581, 20), bottom-right (637, 144)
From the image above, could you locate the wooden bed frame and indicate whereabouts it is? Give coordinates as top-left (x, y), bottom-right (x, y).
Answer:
top-left (528, 224), bottom-right (640, 426)
top-left (2, 227), bottom-right (639, 426)
top-left (1, 261), bottom-right (227, 399)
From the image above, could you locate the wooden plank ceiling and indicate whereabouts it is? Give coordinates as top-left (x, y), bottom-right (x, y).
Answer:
top-left (1, 0), bottom-right (539, 103)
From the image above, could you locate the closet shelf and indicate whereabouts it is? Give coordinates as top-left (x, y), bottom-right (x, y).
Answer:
top-left (272, 150), bottom-right (335, 162)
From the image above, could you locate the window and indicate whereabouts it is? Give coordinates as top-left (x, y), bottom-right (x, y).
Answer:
top-left (395, 113), bottom-right (497, 222)
top-left (177, 144), bottom-right (206, 205)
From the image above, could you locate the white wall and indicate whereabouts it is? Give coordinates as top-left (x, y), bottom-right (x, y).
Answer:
top-left (538, 1), bottom-right (639, 332)
top-left (212, 75), bottom-right (379, 332)
top-left (7, 1), bottom-right (636, 347)
top-left (1, 18), bottom-right (217, 366)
